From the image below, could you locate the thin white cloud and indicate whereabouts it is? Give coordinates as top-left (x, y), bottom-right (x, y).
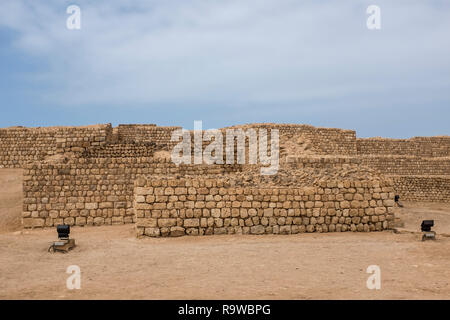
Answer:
top-left (0, 0), bottom-right (449, 108)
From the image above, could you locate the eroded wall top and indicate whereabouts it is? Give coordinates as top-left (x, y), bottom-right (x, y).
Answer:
top-left (357, 136), bottom-right (450, 157)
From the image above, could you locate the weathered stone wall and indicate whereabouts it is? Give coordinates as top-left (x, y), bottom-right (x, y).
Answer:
top-left (391, 176), bottom-right (450, 202)
top-left (117, 124), bottom-right (181, 150)
top-left (285, 156), bottom-right (361, 168)
top-left (4, 122), bottom-right (447, 231)
top-left (357, 137), bottom-right (450, 157)
top-left (360, 156), bottom-right (450, 176)
top-left (357, 156), bottom-right (450, 202)
top-left (82, 142), bottom-right (156, 158)
top-left (0, 124), bottom-right (112, 168)
top-left (117, 124), bottom-right (156, 141)
top-left (135, 177), bottom-right (395, 237)
top-left (228, 124), bottom-right (357, 156)
top-left (22, 158), bottom-right (242, 228)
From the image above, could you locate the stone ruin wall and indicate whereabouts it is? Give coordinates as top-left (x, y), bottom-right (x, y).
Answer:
top-left (0, 124), bottom-right (112, 168)
top-left (357, 137), bottom-right (450, 202)
top-left (21, 155), bottom-right (365, 229)
top-left (392, 176), bottom-right (450, 203)
top-left (22, 157), bottom-right (242, 228)
top-left (0, 123), bottom-right (448, 232)
top-left (82, 142), bottom-right (156, 158)
top-left (226, 124), bottom-right (357, 156)
top-left (135, 177), bottom-right (395, 237)
top-left (116, 124), bottom-right (181, 151)
top-left (359, 156), bottom-right (450, 176)
top-left (357, 136), bottom-right (450, 157)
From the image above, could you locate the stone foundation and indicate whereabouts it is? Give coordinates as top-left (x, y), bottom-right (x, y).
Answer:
top-left (135, 177), bottom-right (395, 237)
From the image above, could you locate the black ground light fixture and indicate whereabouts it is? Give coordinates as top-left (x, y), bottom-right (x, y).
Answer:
top-left (57, 224), bottom-right (70, 239)
top-left (48, 224), bottom-right (76, 253)
top-left (421, 220), bottom-right (436, 241)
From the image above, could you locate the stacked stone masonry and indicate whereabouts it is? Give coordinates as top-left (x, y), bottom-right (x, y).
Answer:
top-left (22, 157), bottom-right (243, 228)
top-left (357, 137), bottom-right (450, 157)
top-left (117, 124), bottom-right (181, 150)
top-left (391, 176), bottom-right (450, 202)
top-left (0, 124), bottom-right (112, 168)
top-left (360, 156), bottom-right (450, 176)
top-left (227, 124), bottom-right (357, 156)
top-left (82, 142), bottom-right (156, 158)
top-left (0, 122), bottom-right (447, 231)
top-left (135, 177), bottom-right (396, 237)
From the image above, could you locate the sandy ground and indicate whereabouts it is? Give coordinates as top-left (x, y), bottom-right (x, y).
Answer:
top-left (394, 201), bottom-right (450, 235)
top-left (0, 216), bottom-right (449, 300)
top-left (0, 168), bottom-right (449, 300)
top-left (0, 169), bottom-right (22, 233)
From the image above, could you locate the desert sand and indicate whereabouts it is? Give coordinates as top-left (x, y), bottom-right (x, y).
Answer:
top-left (0, 169), bottom-right (23, 233)
top-left (1, 218), bottom-right (449, 299)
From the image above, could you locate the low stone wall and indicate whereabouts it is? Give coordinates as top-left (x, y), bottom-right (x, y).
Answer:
top-left (82, 142), bottom-right (156, 158)
top-left (117, 124), bottom-right (156, 141)
top-left (285, 156), bottom-right (361, 168)
top-left (227, 124), bottom-right (357, 156)
top-left (117, 124), bottom-right (181, 150)
top-left (0, 124), bottom-right (112, 168)
top-left (392, 175), bottom-right (450, 202)
top-left (22, 158), bottom-right (242, 228)
top-left (357, 137), bottom-right (450, 157)
top-left (135, 177), bottom-right (395, 237)
top-left (360, 156), bottom-right (450, 176)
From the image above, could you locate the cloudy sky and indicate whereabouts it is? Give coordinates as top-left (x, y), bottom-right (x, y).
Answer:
top-left (0, 0), bottom-right (449, 137)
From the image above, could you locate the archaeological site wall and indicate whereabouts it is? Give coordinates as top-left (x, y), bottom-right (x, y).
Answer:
top-left (22, 158), bottom-right (242, 228)
top-left (0, 122), bottom-right (447, 231)
top-left (356, 137), bottom-right (450, 157)
top-left (135, 177), bottom-right (395, 237)
top-left (228, 124), bottom-right (357, 156)
top-left (391, 176), bottom-right (450, 202)
top-left (285, 156), bottom-right (361, 168)
top-left (117, 124), bottom-right (181, 150)
top-left (0, 124), bottom-right (112, 168)
top-left (359, 156), bottom-right (450, 176)
top-left (82, 142), bottom-right (156, 158)
top-left (356, 136), bottom-right (450, 202)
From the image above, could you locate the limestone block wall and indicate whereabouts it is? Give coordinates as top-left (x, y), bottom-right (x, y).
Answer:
top-left (0, 124), bottom-right (112, 168)
top-left (135, 177), bottom-right (395, 237)
top-left (360, 156), bottom-right (450, 176)
top-left (285, 156), bottom-right (361, 168)
top-left (82, 142), bottom-right (156, 158)
top-left (391, 176), bottom-right (450, 202)
top-left (357, 137), bottom-right (450, 157)
top-left (22, 158), bottom-right (243, 228)
top-left (117, 124), bottom-right (156, 140)
top-left (226, 124), bottom-right (357, 156)
top-left (117, 124), bottom-right (181, 150)
top-left (358, 155), bottom-right (450, 202)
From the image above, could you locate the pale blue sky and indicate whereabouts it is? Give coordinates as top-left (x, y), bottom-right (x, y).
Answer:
top-left (0, 0), bottom-right (449, 137)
